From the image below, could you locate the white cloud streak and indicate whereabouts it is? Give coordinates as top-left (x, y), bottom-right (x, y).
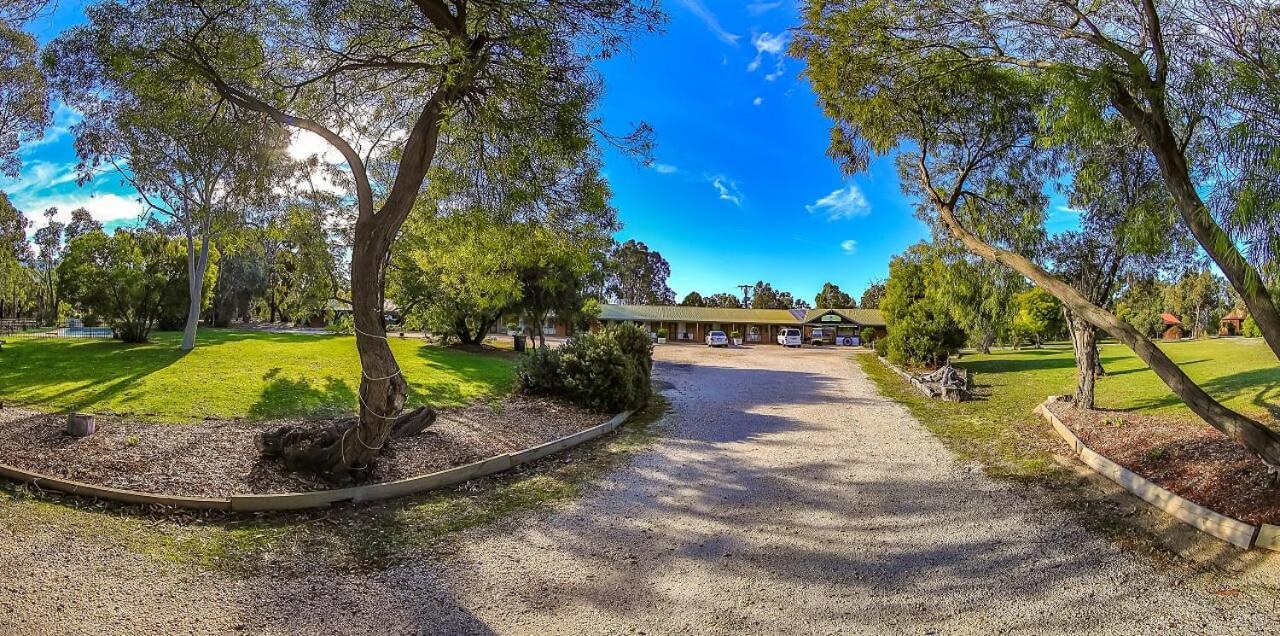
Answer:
top-left (676, 0), bottom-right (740, 45)
top-left (711, 175), bottom-right (743, 206)
top-left (841, 239), bottom-right (858, 254)
top-left (806, 184), bottom-right (871, 221)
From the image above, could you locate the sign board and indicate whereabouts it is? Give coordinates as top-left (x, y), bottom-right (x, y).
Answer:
top-left (820, 314), bottom-right (842, 323)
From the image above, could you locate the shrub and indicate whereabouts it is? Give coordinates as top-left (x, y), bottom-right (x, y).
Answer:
top-left (1242, 316), bottom-right (1261, 338)
top-left (861, 326), bottom-right (883, 346)
top-left (656, 327), bottom-right (668, 338)
top-left (327, 314), bottom-right (354, 335)
top-left (516, 323), bottom-right (653, 412)
top-left (873, 337), bottom-right (888, 358)
top-left (730, 330), bottom-right (740, 338)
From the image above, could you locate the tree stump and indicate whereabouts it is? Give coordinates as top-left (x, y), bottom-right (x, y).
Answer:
top-left (67, 413), bottom-right (96, 437)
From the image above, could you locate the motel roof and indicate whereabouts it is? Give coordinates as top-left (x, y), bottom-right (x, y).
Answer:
top-left (598, 304), bottom-right (886, 327)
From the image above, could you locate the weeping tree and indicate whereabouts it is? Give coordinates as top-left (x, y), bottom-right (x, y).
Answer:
top-left (48, 31), bottom-right (292, 352)
top-left (797, 3), bottom-right (1280, 468)
top-left (795, 0), bottom-right (1280, 362)
top-left (64, 0), bottom-right (659, 478)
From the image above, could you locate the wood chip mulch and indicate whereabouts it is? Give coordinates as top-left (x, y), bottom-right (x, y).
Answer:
top-left (1048, 401), bottom-right (1280, 526)
top-left (0, 397), bottom-right (604, 498)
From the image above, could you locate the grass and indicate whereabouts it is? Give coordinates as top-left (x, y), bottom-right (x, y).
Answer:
top-left (0, 394), bottom-right (669, 575)
top-left (858, 337), bottom-right (1280, 571)
top-left (0, 328), bottom-right (515, 422)
top-left (860, 338), bottom-right (1279, 482)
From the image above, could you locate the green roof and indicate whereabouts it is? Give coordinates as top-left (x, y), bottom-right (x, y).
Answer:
top-left (598, 304), bottom-right (884, 327)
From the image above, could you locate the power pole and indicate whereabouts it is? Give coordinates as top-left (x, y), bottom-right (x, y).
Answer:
top-left (737, 284), bottom-right (752, 308)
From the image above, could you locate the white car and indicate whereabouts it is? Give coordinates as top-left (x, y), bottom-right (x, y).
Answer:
top-left (705, 330), bottom-right (729, 347)
top-left (777, 327), bottom-right (802, 347)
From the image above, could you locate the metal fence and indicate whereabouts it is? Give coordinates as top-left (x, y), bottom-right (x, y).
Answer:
top-left (0, 321), bottom-right (115, 339)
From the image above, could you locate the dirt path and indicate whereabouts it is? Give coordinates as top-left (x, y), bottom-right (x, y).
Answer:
top-left (3, 346), bottom-right (1277, 634)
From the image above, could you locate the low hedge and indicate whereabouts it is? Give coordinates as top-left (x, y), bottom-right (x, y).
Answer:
top-left (516, 323), bottom-right (654, 412)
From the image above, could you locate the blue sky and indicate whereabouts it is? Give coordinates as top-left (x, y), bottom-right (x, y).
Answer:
top-left (8, 0), bottom-right (1077, 305)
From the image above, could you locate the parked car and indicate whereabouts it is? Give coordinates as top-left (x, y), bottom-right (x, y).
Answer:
top-left (706, 330), bottom-right (729, 347)
top-left (777, 327), bottom-right (802, 347)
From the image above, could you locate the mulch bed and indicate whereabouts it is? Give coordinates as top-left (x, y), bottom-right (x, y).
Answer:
top-left (0, 397), bottom-right (604, 498)
top-left (1047, 401), bottom-right (1280, 526)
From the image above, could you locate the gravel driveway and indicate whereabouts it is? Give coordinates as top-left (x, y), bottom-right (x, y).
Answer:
top-left (3, 345), bottom-right (1277, 634)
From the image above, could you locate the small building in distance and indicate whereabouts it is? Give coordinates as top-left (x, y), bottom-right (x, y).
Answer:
top-left (1219, 308), bottom-right (1247, 336)
top-left (1161, 313), bottom-right (1184, 341)
top-left (593, 305), bottom-right (885, 346)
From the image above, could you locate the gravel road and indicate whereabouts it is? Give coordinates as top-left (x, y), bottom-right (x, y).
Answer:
top-left (3, 345), bottom-right (1277, 634)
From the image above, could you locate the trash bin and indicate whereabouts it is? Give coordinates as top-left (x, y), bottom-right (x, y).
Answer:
top-left (513, 334), bottom-right (527, 353)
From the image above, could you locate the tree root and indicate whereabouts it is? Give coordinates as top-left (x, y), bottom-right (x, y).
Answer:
top-left (256, 406), bottom-right (437, 478)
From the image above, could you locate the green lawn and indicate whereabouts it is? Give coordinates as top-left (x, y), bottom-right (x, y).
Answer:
top-left (0, 329), bottom-right (515, 422)
top-left (859, 338), bottom-right (1280, 481)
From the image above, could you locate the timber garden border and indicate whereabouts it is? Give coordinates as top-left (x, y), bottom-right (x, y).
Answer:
top-left (1035, 396), bottom-right (1279, 551)
top-left (0, 410), bottom-right (634, 513)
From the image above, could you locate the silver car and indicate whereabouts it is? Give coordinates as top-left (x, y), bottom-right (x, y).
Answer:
top-left (705, 330), bottom-right (729, 347)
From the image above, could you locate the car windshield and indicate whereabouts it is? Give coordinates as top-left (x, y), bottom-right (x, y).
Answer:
top-left (710, 331), bottom-right (725, 337)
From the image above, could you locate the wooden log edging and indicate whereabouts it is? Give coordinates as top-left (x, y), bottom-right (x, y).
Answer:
top-left (0, 409), bottom-right (635, 513)
top-left (1034, 396), bottom-right (1276, 551)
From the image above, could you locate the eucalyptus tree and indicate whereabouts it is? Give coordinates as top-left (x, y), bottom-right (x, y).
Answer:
top-left (59, 0), bottom-right (659, 476)
top-left (1048, 133), bottom-right (1178, 406)
top-left (48, 30), bottom-right (292, 351)
top-left (0, 0), bottom-right (51, 176)
top-left (606, 240), bottom-right (676, 305)
top-left (796, 4), bottom-right (1280, 466)
top-left (814, 282), bottom-right (853, 309)
top-left (795, 0), bottom-right (1280, 362)
top-left (0, 193), bottom-right (33, 319)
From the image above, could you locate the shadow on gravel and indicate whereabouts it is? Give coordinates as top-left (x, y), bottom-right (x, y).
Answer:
top-left (431, 357), bottom-right (1274, 632)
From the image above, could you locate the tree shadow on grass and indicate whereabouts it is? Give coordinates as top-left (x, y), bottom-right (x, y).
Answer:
top-left (1110, 367), bottom-right (1280, 425)
top-left (0, 337), bottom-right (187, 414)
top-left (247, 368), bottom-right (358, 420)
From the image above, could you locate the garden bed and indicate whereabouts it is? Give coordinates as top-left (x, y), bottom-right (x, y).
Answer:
top-left (1046, 400), bottom-right (1280, 526)
top-left (0, 397), bottom-right (601, 498)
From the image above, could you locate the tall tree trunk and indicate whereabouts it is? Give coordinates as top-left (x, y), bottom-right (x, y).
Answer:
top-left (1111, 89), bottom-right (1280, 360)
top-left (928, 184), bottom-right (1280, 468)
top-left (181, 234), bottom-right (211, 351)
top-left (1067, 313), bottom-right (1099, 409)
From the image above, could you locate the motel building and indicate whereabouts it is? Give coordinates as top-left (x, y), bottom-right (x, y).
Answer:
top-left (591, 305), bottom-right (886, 346)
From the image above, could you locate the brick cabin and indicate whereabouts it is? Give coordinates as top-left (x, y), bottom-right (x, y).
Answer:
top-left (1161, 313), bottom-right (1184, 341)
top-left (1219, 308), bottom-right (1247, 336)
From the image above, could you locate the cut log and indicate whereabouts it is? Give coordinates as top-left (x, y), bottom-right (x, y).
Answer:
top-left (67, 413), bottom-right (95, 437)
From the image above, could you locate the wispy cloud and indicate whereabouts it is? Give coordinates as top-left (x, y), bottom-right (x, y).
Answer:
top-left (652, 162), bottom-right (678, 174)
top-left (710, 175), bottom-right (743, 206)
top-left (676, 0), bottom-right (740, 45)
top-left (746, 1), bottom-right (783, 16)
top-left (0, 160), bottom-right (80, 196)
top-left (752, 96), bottom-right (763, 106)
top-left (18, 102), bottom-right (82, 156)
top-left (806, 184), bottom-right (871, 221)
top-left (841, 239), bottom-right (858, 254)
top-left (747, 32), bottom-right (788, 72)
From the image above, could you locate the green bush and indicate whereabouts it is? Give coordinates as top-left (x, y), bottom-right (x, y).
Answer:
top-left (861, 326), bottom-right (883, 346)
top-left (327, 314), bottom-right (354, 335)
top-left (516, 323), bottom-right (653, 412)
top-left (656, 327), bottom-right (668, 338)
top-left (873, 337), bottom-right (888, 358)
top-left (1242, 316), bottom-right (1261, 338)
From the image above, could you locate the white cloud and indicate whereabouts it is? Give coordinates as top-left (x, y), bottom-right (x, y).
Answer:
top-left (765, 61), bottom-right (786, 82)
top-left (806, 184), bottom-right (871, 221)
top-left (748, 32), bottom-right (788, 74)
top-left (289, 129), bottom-right (345, 163)
top-left (652, 162), bottom-right (678, 174)
top-left (14, 192), bottom-right (145, 232)
top-left (676, 0), bottom-right (740, 45)
top-left (19, 102), bottom-right (83, 156)
top-left (0, 160), bottom-right (80, 196)
top-left (841, 239), bottom-right (858, 254)
top-left (710, 175), bottom-right (743, 206)
top-left (746, 2), bottom-right (783, 16)
top-left (752, 97), bottom-right (763, 106)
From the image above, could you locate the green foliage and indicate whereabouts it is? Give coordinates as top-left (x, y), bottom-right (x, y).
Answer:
top-left (56, 229), bottom-right (187, 342)
top-left (872, 336), bottom-right (888, 357)
top-left (814, 282), bottom-right (854, 309)
top-left (606, 240), bottom-right (675, 305)
top-left (1243, 316), bottom-right (1262, 338)
top-left (882, 243), bottom-right (966, 367)
top-left (327, 314), bottom-right (354, 336)
top-left (656, 327), bottom-right (668, 338)
top-left (1011, 287), bottom-right (1064, 347)
top-left (749, 280), bottom-right (801, 309)
top-left (0, 3), bottom-right (50, 177)
top-left (1164, 269), bottom-right (1228, 338)
top-left (859, 281), bottom-right (886, 309)
top-left (517, 323), bottom-right (653, 412)
top-left (704, 292), bottom-right (742, 308)
top-left (679, 292), bottom-right (706, 307)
